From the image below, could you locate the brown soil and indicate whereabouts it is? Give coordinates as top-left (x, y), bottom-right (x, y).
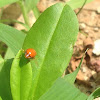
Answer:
top-left (71, 0), bottom-right (100, 95)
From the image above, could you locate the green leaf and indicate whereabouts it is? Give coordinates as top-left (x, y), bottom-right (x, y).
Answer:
top-left (0, 97), bottom-right (2, 100)
top-left (0, 58), bottom-right (13, 100)
top-left (0, 23), bottom-right (26, 55)
top-left (0, 0), bottom-right (19, 8)
top-left (39, 78), bottom-right (88, 100)
top-left (67, 0), bottom-right (93, 10)
top-left (64, 57), bottom-right (83, 84)
top-left (10, 50), bottom-right (32, 100)
top-left (87, 87), bottom-right (100, 100)
top-left (64, 50), bottom-right (86, 84)
top-left (23, 3), bottom-right (79, 100)
top-left (4, 48), bottom-right (15, 59)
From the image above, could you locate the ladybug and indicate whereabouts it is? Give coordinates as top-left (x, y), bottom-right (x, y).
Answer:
top-left (25, 48), bottom-right (36, 59)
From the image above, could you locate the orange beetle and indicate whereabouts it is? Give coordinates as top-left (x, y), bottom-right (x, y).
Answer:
top-left (25, 48), bottom-right (36, 59)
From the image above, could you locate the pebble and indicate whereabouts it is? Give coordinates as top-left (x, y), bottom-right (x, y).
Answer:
top-left (94, 27), bottom-right (99, 32)
top-left (81, 67), bottom-right (87, 73)
top-left (79, 23), bottom-right (86, 30)
top-left (84, 76), bottom-right (88, 81)
top-left (93, 39), bottom-right (100, 56)
top-left (84, 29), bottom-right (89, 33)
top-left (97, 7), bottom-right (100, 14)
top-left (91, 71), bottom-right (97, 79)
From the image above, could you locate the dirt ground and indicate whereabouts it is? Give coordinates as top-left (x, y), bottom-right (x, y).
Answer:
top-left (71, 0), bottom-right (100, 95)
top-left (0, 0), bottom-right (100, 99)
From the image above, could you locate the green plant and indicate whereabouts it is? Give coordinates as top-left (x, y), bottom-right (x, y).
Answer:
top-left (1, 0), bottom-right (99, 100)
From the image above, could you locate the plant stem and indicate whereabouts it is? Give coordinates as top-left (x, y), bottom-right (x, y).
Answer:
top-left (0, 19), bottom-right (30, 30)
top-left (76, 0), bottom-right (87, 15)
top-left (33, 6), bottom-right (40, 19)
top-left (18, 1), bottom-right (30, 27)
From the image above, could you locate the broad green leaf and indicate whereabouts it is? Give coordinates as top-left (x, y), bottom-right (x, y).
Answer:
top-left (67, 0), bottom-right (93, 10)
top-left (0, 23), bottom-right (26, 55)
top-left (0, 58), bottom-right (13, 100)
top-left (23, 3), bottom-right (79, 100)
top-left (39, 78), bottom-right (88, 100)
top-left (0, 0), bottom-right (19, 8)
top-left (4, 48), bottom-right (15, 59)
top-left (10, 50), bottom-right (32, 100)
top-left (87, 87), bottom-right (100, 100)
